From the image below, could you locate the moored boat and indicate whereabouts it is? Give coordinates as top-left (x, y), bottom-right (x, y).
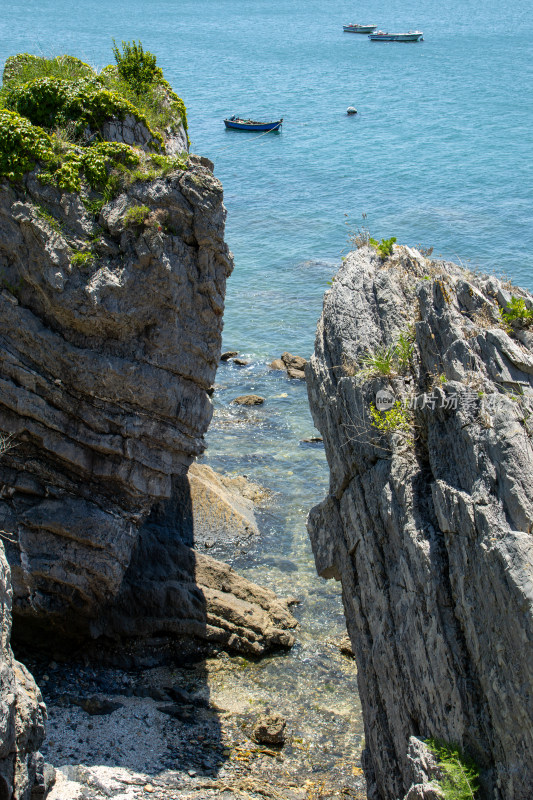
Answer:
top-left (224, 116), bottom-right (283, 131)
top-left (368, 30), bottom-right (423, 41)
top-left (343, 23), bottom-right (377, 33)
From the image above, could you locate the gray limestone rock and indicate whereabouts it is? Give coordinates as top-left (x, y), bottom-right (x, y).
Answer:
top-left (0, 123), bottom-right (296, 659)
top-left (0, 541), bottom-right (48, 799)
top-left (306, 245), bottom-right (533, 800)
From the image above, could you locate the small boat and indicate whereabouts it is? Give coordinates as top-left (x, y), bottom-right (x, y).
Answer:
top-left (224, 116), bottom-right (283, 131)
top-left (347, 107), bottom-right (358, 115)
top-left (368, 30), bottom-right (423, 41)
top-left (343, 24), bottom-right (377, 33)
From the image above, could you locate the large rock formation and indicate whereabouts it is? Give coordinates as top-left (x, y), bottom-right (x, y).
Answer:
top-left (306, 245), bottom-right (533, 800)
top-left (0, 540), bottom-right (47, 799)
top-left (0, 53), bottom-right (296, 660)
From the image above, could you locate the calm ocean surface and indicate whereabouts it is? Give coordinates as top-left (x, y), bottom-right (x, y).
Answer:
top-left (2, 0), bottom-right (532, 770)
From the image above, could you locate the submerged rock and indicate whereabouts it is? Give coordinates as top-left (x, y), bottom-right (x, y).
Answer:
top-left (252, 713), bottom-right (286, 745)
top-left (232, 395), bottom-right (265, 405)
top-left (307, 245), bottom-right (533, 799)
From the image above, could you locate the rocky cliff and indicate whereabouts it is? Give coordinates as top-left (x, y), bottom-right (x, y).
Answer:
top-left (0, 540), bottom-right (47, 800)
top-left (306, 244), bottom-right (533, 800)
top-left (0, 53), bottom-right (296, 661)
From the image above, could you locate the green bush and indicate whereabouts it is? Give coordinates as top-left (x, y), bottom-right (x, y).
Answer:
top-left (71, 251), bottom-right (94, 267)
top-left (426, 740), bottom-right (480, 800)
top-left (500, 295), bottom-right (533, 325)
top-left (0, 108), bottom-right (53, 181)
top-left (5, 76), bottom-right (162, 149)
top-left (112, 40), bottom-right (162, 95)
top-left (370, 401), bottom-right (413, 443)
top-left (123, 204), bottom-right (151, 228)
top-left (359, 344), bottom-right (397, 377)
top-left (1, 48), bottom-right (189, 193)
top-left (369, 236), bottom-right (397, 258)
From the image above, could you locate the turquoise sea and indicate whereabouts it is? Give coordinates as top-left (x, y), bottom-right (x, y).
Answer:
top-left (2, 0), bottom-right (533, 778)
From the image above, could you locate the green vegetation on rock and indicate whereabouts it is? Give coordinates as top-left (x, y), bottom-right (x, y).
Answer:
top-left (426, 740), bottom-right (480, 800)
top-left (500, 295), bottom-right (533, 326)
top-left (369, 236), bottom-right (397, 258)
top-left (0, 46), bottom-right (189, 198)
top-left (112, 39), bottom-right (161, 95)
top-left (370, 401), bottom-right (413, 442)
top-left (123, 204), bottom-right (151, 229)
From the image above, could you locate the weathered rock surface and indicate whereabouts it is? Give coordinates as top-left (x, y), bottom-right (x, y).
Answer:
top-left (307, 245), bottom-right (533, 800)
top-left (281, 352), bottom-right (307, 379)
top-left (252, 713), bottom-right (286, 745)
top-left (0, 127), bottom-right (296, 658)
top-left (0, 541), bottom-right (48, 799)
top-left (403, 738), bottom-right (445, 800)
top-left (232, 395), bottom-right (265, 406)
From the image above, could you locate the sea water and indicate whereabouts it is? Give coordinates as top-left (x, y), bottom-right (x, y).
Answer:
top-left (2, 0), bottom-right (532, 784)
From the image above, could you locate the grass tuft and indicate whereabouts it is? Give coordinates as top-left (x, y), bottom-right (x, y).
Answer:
top-left (426, 740), bottom-right (480, 800)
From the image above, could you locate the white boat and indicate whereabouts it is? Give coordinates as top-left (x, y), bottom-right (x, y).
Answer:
top-left (343, 24), bottom-right (377, 33)
top-left (368, 30), bottom-right (423, 42)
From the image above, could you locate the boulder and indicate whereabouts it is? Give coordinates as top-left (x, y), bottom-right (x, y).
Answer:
top-left (252, 713), bottom-right (286, 745)
top-left (281, 352), bottom-right (307, 379)
top-left (232, 395), bottom-right (265, 405)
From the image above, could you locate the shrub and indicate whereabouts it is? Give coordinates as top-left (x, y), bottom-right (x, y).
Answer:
top-left (370, 401), bottom-right (413, 443)
top-left (500, 295), bottom-right (533, 326)
top-left (5, 77), bottom-right (163, 149)
top-left (123, 204), bottom-right (150, 228)
top-left (112, 40), bottom-right (162, 95)
top-left (0, 108), bottom-right (53, 182)
top-left (71, 251), bottom-right (94, 267)
top-left (369, 236), bottom-right (397, 258)
top-left (426, 740), bottom-right (480, 800)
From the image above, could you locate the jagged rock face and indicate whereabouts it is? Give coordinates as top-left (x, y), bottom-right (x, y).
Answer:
top-left (306, 246), bottom-right (533, 800)
top-left (0, 541), bottom-right (47, 799)
top-left (0, 153), bottom-right (233, 640)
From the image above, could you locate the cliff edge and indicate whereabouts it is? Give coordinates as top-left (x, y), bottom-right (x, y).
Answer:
top-left (0, 52), bottom-right (296, 660)
top-left (307, 244), bottom-right (533, 799)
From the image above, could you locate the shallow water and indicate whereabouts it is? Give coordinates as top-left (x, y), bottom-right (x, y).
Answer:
top-left (2, 0), bottom-right (532, 788)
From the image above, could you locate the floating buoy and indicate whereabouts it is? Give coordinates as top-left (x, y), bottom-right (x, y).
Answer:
top-left (347, 107), bottom-right (358, 115)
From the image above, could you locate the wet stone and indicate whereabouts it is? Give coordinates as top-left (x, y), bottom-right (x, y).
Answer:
top-left (252, 713), bottom-right (287, 745)
top-left (232, 395), bottom-right (265, 405)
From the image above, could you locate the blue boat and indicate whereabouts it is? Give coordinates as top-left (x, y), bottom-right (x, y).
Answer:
top-left (224, 116), bottom-right (283, 132)
top-left (368, 30), bottom-right (423, 41)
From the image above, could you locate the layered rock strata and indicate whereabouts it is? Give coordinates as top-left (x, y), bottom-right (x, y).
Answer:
top-left (307, 245), bottom-right (533, 800)
top-left (0, 92), bottom-right (296, 659)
